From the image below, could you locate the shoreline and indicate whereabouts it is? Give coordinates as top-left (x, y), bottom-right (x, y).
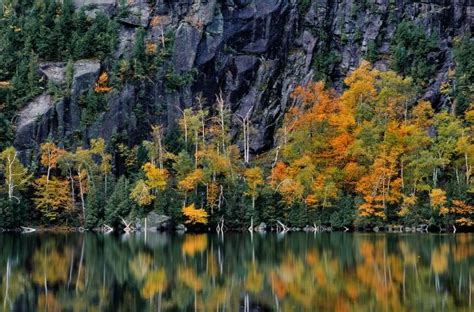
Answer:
top-left (1, 225), bottom-right (472, 234)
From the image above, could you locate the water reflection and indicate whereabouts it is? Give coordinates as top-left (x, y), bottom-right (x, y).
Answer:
top-left (0, 233), bottom-right (472, 311)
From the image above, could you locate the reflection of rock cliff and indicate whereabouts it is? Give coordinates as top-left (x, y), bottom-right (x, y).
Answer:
top-left (14, 0), bottom-right (473, 162)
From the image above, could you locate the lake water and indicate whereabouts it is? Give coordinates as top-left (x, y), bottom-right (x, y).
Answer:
top-left (0, 232), bottom-right (472, 311)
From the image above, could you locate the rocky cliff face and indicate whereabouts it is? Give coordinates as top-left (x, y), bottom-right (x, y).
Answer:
top-left (14, 0), bottom-right (473, 162)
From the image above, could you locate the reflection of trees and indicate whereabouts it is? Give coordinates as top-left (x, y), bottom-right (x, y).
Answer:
top-left (0, 266), bottom-right (29, 311)
top-left (0, 233), bottom-right (472, 311)
top-left (37, 293), bottom-right (62, 311)
top-left (32, 245), bottom-right (71, 286)
top-left (141, 268), bottom-right (167, 299)
top-left (181, 234), bottom-right (207, 257)
top-left (129, 253), bottom-right (153, 282)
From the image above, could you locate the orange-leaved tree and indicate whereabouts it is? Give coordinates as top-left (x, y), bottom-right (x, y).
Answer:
top-left (39, 142), bottom-right (65, 183)
top-left (94, 72), bottom-right (112, 93)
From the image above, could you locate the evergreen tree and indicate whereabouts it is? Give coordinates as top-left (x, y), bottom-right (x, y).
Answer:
top-left (133, 27), bottom-right (147, 78)
top-left (105, 176), bottom-right (133, 227)
top-left (0, 194), bottom-right (27, 229)
top-left (85, 183), bottom-right (104, 230)
top-left (452, 36), bottom-right (474, 115)
top-left (391, 20), bottom-right (439, 84)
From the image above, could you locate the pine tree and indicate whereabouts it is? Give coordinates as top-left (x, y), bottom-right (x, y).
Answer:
top-left (0, 194), bottom-right (27, 228)
top-left (133, 27), bottom-right (146, 78)
top-left (84, 183), bottom-right (104, 230)
top-left (105, 176), bottom-right (133, 227)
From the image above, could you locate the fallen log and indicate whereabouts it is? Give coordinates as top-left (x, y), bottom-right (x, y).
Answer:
top-left (121, 217), bottom-right (134, 233)
top-left (102, 224), bottom-right (113, 234)
top-left (20, 226), bottom-right (36, 233)
top-left (277, 220), bottom-right (289, 233)
top-left (216, 217), bottom-right (225, 233)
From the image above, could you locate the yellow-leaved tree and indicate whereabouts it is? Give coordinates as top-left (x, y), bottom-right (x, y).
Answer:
top-left (244, 166), bottom-right (264, 212)
top-left (34, 142), bottom-right (71, 221)
top-left (0, 147), bottom-right (30, 202)
top-left (143, 162), bottom-right (168, 191)
top-left (131, 162), bottom-right (168, 207)
top-left (33, 176), bottom-right (72, 221)
top-left (182, 203), bottom-right (208, 225)
top-left (130, 179), bottom-right (155, 206)
top-left (430, 188), bottom-right (447, 215)
top-left (178, 168), bottom-right (204, 197)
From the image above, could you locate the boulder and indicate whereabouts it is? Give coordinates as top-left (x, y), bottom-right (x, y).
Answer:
top-left (71, 59), bottom-right (101, 98)
top-left (16, 94), bottom-right (53, 132)
top-left (118, 2), bottom-right (151, 27)
top-left (14, 94), bottom-right (54, 153)
top-left (115, 26), bottom-right (136, 59)
top-left (84, 8), bottom-right (104, 19)
top-left (175, 223), bottom-right (187, 232)
top-left (134, 219), bottom-right (142, 231)
top-left (73, 0), bottom-right (116, 13)
top-left (73, 0), bottom-right (116, 17)
top-left (303, 225), bottom-right (313, 232)
top-left (416, 224), bottom-right (429, 232)
top-left (16, 59), bottom-right (100, 155)
top-left (146, 212), bottom-right (172, 231)
top-left (255, 222), bottom-right (267, 232)
top-left (39, 62), bottom-right (66, 85)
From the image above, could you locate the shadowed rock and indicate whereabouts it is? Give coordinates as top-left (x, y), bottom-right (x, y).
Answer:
top-left (38, 63), bottom-right (66, 85)
top-left (13, 0), bottom-right (473, 163)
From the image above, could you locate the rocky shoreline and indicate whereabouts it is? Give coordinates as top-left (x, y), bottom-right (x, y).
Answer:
top-left (1, 218), bottom-right (470, 234)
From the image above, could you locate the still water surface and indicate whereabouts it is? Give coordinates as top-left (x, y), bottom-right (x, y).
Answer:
top-left (0, 232), bottom-right (472, 311)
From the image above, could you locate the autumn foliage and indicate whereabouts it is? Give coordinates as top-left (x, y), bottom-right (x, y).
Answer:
top-left (271, 61), bottom-right (473, 226)
top-left (33, 176), bottom-right (72, 221)
top-left (1, 61), bottom-right (472, 230)
top-left (182, 203), bottom-right (209, 225)
top-left (94, 72), bottom-right (112, 93)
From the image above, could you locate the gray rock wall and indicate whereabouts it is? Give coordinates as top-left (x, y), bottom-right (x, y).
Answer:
top-left (14, 0), bottom-right (473, 163)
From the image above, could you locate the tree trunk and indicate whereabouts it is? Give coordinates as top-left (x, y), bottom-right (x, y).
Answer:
top-left (277, 220), bottom-right (289, 232)
top-left (104, 173), bottom-right (108, 197)
top-left (78, 178), bottom-right (86, 221)
top-left (401, 159), bottom-right (405, 191)
top-left (46, 166), bottom-right (51, 184)
top-left (160, 26), bottom-right (165, 48)
top-left (195, 130), bottom-right (199, 168)
top-left (243, 118), bottom-right (248, 163)
top-left (219, 95), bottom-right (226, 154)
top-left (68, 168), bottom-right (75, 207)
top-left (183, 115), bottom-right (188, 147)
top-left (7, 153), bottom-right (14, 201)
